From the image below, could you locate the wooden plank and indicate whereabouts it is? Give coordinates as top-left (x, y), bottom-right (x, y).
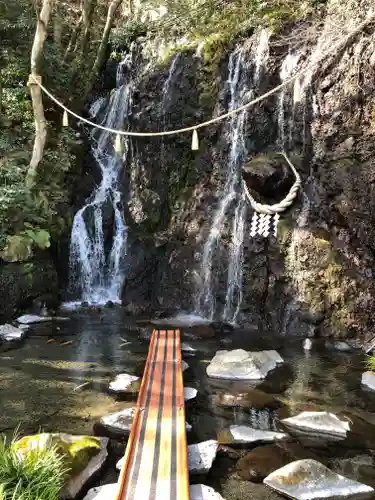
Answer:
top-left (115, 329), bottom-right (190, 500)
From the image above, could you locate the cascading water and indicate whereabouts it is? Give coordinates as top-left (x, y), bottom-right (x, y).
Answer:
top-left (68, 56), bottom-right (132, 305)
top-left (195, 31), bottom-right (269, 323)
top-left (277, 53), bottom-right (301, 150)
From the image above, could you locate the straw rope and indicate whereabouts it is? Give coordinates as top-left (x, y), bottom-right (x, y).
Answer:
top-left (28, 11), bottom-right (374, 138)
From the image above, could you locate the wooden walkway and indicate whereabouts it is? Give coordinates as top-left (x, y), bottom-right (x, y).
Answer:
top-left (115, 329), bottom-right (190, 500)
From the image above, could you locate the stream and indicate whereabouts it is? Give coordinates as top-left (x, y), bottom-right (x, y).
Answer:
top-left (2, 307), bottom-right (375, 499)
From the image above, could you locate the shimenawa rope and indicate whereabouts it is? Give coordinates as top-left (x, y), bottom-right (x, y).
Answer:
top-left (242, 152), bottom-right (301, 215)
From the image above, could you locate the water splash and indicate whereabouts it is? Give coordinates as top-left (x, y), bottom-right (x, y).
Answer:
top-left (195, 31), bottom-right (269, 323)
top-left (68, 55), bottom-right (133, 304)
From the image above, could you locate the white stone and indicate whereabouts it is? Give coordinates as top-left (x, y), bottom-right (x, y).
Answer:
top-left (109, 374), bottom-right (139, 393)
top-left (263, 459), bottom-right (374, 499)
top-left (100, 407), bottom-right (136, 436)
top-left (333, 341), bottom-right (352, 352)
top-left (188, 440), bottom-right (218, 474)
top-left (362, 371), bottom-right (375, 391)
top-left (229, 425), bottom-right (287, 444)
top-left (16, 314), bottom-right (69, 324)
top-left (116, 455), bottom-right (125, 471)
top-left (82, 484), bottom-right (119, 500)
top-left (281, 412), bottom-right (350, 441)
top-left (190, 484), bottom-right (225, 500)
top-left (181, 342), bottom-right (197, 353)
top-left (182, 360), bottom-right (189, 372)
top-left (186, 422), bottom-right (192, 432)
top-left (303, 339), bottom-right (313, 351)
top-left (184, 387), bottom-right (198, 401)
top-left (61, 437), bottom-right (108, 499)
top-left (206, 349), bottom-right (283, 380)
top-left (0, 324), bottom-right (26, 343)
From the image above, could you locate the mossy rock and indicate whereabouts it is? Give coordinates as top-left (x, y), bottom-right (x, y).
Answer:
top-left (13, 433), bottom-right (102, 475)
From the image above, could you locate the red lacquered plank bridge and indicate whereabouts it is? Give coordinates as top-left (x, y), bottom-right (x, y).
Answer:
top-left (115, 329), bottom-right (190, 500)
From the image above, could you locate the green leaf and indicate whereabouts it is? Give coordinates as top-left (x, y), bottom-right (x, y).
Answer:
top-left (0, 235), bottom-right (33, 262)
top-left (24, 229), bottom-right (51, 249)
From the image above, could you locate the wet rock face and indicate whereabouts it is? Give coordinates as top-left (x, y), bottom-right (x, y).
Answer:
top-left (97, 11), bottom-right (375, 345)
top-left (0, 258), bottom-right (59, 322)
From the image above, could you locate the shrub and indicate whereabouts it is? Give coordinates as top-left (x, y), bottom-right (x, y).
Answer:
top-left (366, 355), bottom-right (375, 372)
top-left (0, 434), bottom-right (69, 500)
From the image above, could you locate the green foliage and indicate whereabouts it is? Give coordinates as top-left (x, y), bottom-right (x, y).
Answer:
top-left (0, 434), bottom-right (68, 500)
top-left (366, 355), bottom-right (375, 372)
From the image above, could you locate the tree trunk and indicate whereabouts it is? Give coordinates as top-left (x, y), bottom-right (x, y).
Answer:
top-left (81, 0), bottom-right (97, 56)
top-left (86, 0), bottom-right (123, 96)
top-left (63, 15), bottom-right (83, 62)
top-left (27, 0), bottom-right (52, 187)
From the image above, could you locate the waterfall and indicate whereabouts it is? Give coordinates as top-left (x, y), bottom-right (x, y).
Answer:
top-left (163, 52), bottom-right (182, 106)
top-left (195, 31), bottom-right (269, 323)
top-left (68, 55), bottom-right (133, 305)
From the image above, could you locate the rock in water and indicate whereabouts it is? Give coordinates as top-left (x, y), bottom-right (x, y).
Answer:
top-left (0, 324), bottom-right (26, 344)
top-left (181, 342), bottom-right (197, 355)
top-left (219, 425), bottom-right (288, 445)
top-left (16, 314), bottom-right (68, 324)
top-left (13, 434), bottom-right (108, 500)
top-left (190, 484), bottom-right (225, 500)
top-left (97, 408), bottom-right (136, 439)
top-left (207, 349), bottom-right (283, 380)
top-left (281, 411), bottom-right (350, 443)
top-left (188, 440), bottom-right (218, 474)
top-left (361, 372), bottom-right (375, 391)
top-left (184, 387), bottom-right (198, 401)
top-left (83, 484), bottom-right (119, 500)
top-left (109, 374), bottom-right (140, 394)
top-left (212, 388), bottom-right (282, 410)
top-left (236, 442), bottom-right (319, 483)
top-left (263, 459), bottom-right (374, 499)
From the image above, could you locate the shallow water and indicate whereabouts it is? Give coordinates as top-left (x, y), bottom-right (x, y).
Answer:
top-left (1, 308), bottom-right (375, 499)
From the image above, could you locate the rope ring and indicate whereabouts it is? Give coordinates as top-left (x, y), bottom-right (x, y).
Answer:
top-left (242, 152), bottom-right (301, 215)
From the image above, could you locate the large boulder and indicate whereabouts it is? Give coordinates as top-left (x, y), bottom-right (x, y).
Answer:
top-left (263, 459), bottom-right (374, 499)
top-left (13, 433), bottom-right (108, 500)
top-left (207, 350), bottom-right (284, 380)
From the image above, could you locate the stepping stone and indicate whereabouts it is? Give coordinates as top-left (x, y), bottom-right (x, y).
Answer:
top-left (190, 484), bottom-right (225, 500)
top-left (181, 343), bottom-right (197, 354)
top-left (0, 324), bottom-right (26, 343)
top-left (207, 349), bottom-right (283, 380)
top-left (82, 484), bottom-right (119, 500)
top-left (182, 360), bottom-right (189, 372)
top-left (263, 459), bottom-right (374, 499)
top-left (184, 387), bottom-right (198, 401)
top-left (281, 411), bottom-right (349, 442)
top-left (109, 374), bottom-right (140, 394)
top-left (219, 425), bottom-right (288, 445)
top-left (362, 372), bottom-right (375, 391)
top-left (16, 314), bottom-right (70, 324)
top-left (98, 407), bottom-right (136, 438)
top-left (188, 440), bottom-right (218, 474)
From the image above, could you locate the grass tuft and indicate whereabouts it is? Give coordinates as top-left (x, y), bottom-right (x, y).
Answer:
top-left (0, 433), bottom-right (69, 500)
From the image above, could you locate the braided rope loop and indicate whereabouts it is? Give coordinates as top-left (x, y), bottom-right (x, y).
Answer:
top-left (242, 152), bottom-right (301, 215)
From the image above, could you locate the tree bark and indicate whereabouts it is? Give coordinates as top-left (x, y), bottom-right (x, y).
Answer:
top-left (86, 0), bottom-right (123, 96)
top-left (27, 0), bottom-right (52, 187)
top-left (81, 0), bottom-right (97, 56)
top-left (63, 15), bottom-right (83, 62)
